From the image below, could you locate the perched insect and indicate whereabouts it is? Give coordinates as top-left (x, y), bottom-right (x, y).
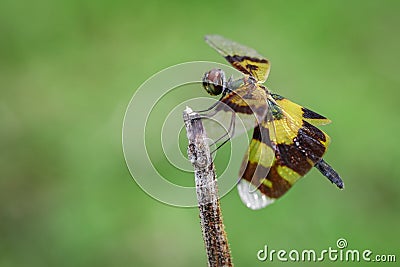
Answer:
top-left (201, 35), bottom-right (343, 209)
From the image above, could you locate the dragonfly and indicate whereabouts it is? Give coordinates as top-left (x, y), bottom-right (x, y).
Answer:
top-left (200, 35), bottom-right (343, 209)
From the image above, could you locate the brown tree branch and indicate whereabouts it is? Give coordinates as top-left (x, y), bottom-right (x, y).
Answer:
top-left (183, 107), bottom-right (233, 267)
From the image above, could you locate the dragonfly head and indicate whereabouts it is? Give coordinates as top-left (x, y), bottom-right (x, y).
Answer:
top-left (202, 68), bottom-right (226, 96)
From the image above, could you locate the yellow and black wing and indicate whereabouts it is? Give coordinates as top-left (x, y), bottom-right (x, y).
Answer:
top-left (270, 93), bottom-right (331, 126)
top-left (238, 94), bottom-right (331, 209)
top-left (205, 35), bottom-right (271, 83)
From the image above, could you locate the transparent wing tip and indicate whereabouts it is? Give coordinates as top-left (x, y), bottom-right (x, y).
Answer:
top-left (205, 34), bottom-right (223, 41)
top-left (237, 179), bottom-right (275, 210)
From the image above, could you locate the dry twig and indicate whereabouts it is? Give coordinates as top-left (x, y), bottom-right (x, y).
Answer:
top-left (183, 107), bottom-right (233, 267)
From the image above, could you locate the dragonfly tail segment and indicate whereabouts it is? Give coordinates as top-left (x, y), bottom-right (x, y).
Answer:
top-left (314, 159), bottom-right (344, 189)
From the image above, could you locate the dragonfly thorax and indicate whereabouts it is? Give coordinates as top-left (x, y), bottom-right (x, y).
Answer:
top-left (202, 68), bottom-right (226, 96)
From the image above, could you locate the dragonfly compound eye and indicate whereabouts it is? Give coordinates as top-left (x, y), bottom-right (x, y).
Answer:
top-left (202, 68), bottom-right (226, 96)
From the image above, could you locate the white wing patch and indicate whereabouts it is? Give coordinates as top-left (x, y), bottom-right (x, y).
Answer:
top-left (237, 179), bottom-right (275, 210)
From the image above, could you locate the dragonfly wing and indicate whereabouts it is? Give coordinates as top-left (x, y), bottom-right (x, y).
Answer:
top-left (205, 35), bottom-right (270, 82)
top-left (237, 94), bottom-right (331, 209)
top-left (270, 93), bottom-right (331, 126)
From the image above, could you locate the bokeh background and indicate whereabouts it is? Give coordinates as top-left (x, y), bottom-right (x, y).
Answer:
top-left (1, 0), bottom-right (399, 266)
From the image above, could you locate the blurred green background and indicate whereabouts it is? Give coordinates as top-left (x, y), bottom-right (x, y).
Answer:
top-left (1, 0), bottom-right (399, 266)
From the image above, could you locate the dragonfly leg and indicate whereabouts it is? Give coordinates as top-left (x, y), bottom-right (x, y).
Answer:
top-left (193, 94), bottom-right (225, 114)
top-left (210, 112), bottom-right (236, 154)
top-left (188, 111), bottom-right (216, 122)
